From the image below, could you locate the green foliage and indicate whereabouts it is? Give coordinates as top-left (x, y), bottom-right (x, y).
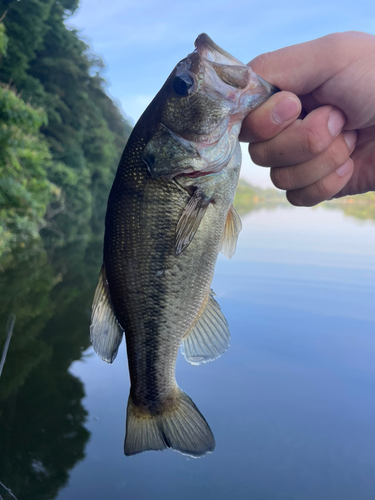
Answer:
top-left (0, 1), bottom-right (132, 255)
top-left (0, 17), bottom-right (8, 57)
top-left (0, 84), bottom-right (55, 255)
top-left (0, 0), bottom-right (55, 90)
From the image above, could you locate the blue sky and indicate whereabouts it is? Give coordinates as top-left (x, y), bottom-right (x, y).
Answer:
top-left (70, 0), bottom-right (375, 187)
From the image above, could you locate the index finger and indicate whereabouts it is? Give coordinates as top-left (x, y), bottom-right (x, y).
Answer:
top-left (247, 32), bottom-right (375, 95)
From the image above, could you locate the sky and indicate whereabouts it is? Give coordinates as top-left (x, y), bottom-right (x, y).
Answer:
top-left (70, 0), bottom-right (375, 188)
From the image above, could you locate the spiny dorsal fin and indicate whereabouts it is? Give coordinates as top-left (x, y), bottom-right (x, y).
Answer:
top-left (182, 290), bottom-right (230, 365)
top-left (175, 187), bottom-right (211, 256)
top-left (90, 264), bottom-right (123, 363)
top-left (220, 204), bottom-right (242, 259)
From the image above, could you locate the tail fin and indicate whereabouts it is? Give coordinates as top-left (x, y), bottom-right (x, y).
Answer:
top-left (124, 388), bottom-right (215, 458)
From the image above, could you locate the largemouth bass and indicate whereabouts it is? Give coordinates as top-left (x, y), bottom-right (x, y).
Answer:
top-left (91, 34), bottom-right (277, 457)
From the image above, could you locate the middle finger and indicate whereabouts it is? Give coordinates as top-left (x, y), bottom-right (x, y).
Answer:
top-left (249, 105), bottom-right (346, 167)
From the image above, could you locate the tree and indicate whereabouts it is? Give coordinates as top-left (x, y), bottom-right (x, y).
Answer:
top-left (0, 1), bottom-right (132, 255)
top-left (0, 83), bottom-right (56, 255)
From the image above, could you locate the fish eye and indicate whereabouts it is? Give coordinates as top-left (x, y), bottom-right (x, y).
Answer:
top-left (173, 74), bottom-right (194, 96)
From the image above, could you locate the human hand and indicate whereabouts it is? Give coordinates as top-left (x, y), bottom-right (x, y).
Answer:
top-left (240, 32), bottom-right (375, 206)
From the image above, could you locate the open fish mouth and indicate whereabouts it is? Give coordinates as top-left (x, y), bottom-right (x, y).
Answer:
top-left (195, 32), bottom-right (279, 100)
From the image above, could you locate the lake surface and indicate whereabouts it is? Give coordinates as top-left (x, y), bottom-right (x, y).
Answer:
top-left (1, 205), bottom-right (375, 500)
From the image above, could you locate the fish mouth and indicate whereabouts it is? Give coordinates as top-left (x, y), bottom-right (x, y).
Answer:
top-left (194, 33), bottom-right (279, 96)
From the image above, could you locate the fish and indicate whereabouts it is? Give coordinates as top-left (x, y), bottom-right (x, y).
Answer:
top-left (90, 34), bottom-right (278, 458)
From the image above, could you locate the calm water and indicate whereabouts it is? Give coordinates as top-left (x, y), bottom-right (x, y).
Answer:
top-left (1, 205), bottom-right (375, 500)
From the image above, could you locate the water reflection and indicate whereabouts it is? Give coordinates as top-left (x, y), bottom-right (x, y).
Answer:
top-left (63, 205), bottom-right (375, 500)
top-left (1, 197), bottom-right (375, 500)
top-left (0, 238), bottom-right (102, 499)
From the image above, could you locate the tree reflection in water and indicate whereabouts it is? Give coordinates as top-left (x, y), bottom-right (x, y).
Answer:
top-left (0, 237), bottom-right (103, 500)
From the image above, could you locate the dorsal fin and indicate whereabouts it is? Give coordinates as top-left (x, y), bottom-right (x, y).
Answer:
top-left (182, 290), bottom-right (230, 365)
top-left (220, 204), bottom-right (242, 259)
top-left (90, 265), bottom-right (124, 363)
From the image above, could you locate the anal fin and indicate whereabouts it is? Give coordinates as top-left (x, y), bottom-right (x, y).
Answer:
top-left (90, 264), bottom-right (123, 363)
top-left (182, 290), bottom-right (230, 365)
top-left (220, 204), bottom-right (242, 259)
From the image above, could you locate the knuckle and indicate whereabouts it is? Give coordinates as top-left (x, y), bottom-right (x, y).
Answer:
top-left (249, 143), bottom-right (268, 166)
top-left (287, 179), bottom-right (329, 207)
top-left (245, 117), bottom-right (269, 142)
top-left (270, 167), bottom-right (292, 190)
top-left (328, 139), bottom-right (349, 168)
top-left (304, 127), bottom-right (325, 157)
top-left (311, 175), bottom-right (332, 201)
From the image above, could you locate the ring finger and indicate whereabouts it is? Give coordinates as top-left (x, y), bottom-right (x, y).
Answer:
top-left (270, 130), bottom-right (357, 191)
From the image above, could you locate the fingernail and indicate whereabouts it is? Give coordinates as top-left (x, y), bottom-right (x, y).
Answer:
top-left (272, 98), bottom-right (299, 124)
top-left (343, 130), bottom-right (357, 150)
top-left (335, 159), bottom-right (352, 177)
top-left (328, 110), bottom-right (345, 136)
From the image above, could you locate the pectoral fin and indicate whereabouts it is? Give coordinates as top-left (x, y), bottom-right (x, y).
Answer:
top-left (182, 290), bottom-right (230, 365)
top-left (90, 265), bottom-right (124, 363)
top-left (220, 205), bottom-right (242, 259)
top-left (175, 187), bottom-right (211, 256)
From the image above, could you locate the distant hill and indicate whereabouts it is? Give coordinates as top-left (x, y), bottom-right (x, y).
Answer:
top-left (234, 179), bottom-right (287, 215)
top-left (321, 192), bottom-right (375, 221)
top-left (235, 179), bottom-right (375, 222)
